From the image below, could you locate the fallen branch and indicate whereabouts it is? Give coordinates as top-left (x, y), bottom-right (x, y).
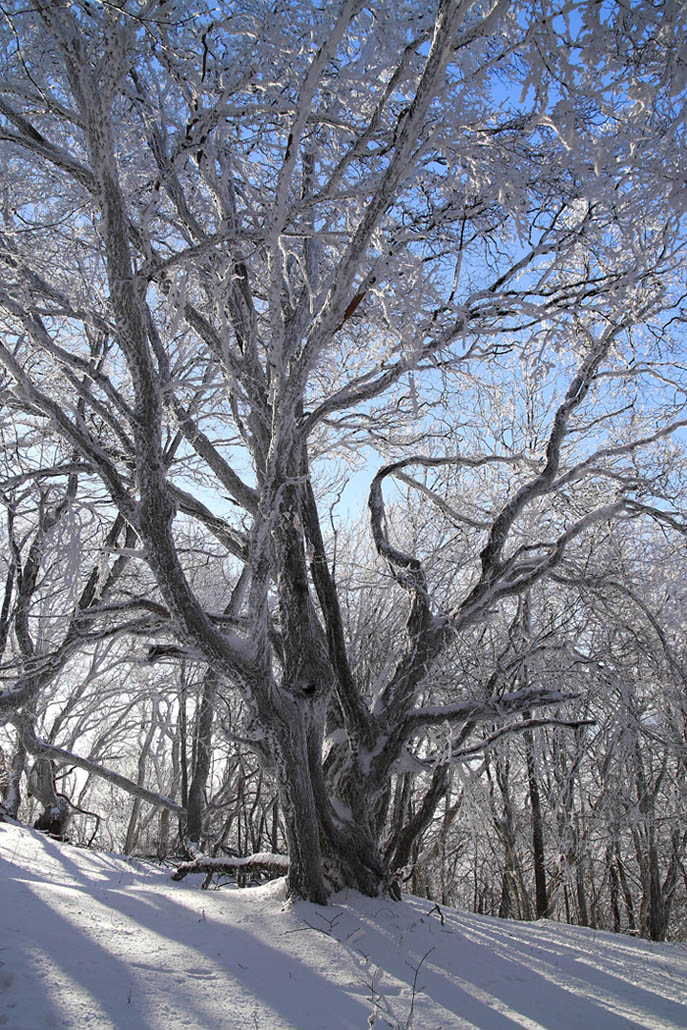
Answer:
top-left (172, 851), bottom-right (289, 882)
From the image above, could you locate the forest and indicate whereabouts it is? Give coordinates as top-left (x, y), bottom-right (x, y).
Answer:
top-left (0, 0), bottom-right (686, 943)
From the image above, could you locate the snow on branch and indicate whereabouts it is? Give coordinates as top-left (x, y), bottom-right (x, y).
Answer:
top-left (405, 685), bottom-right (579, 734)
top-left (480, 502), bottom-right (625, 600)
top-left (10, 713), bottom-right (186, 818)
top-left (299, 0), bottom-right (473, 372)
top-left (169, 405), bottom-right (259, 516)
top-left (473, 325), bottom-right (623, 585)
top-left (0, 462), bottom-right (91, 492)
top-left (369, 451), bottom-right (526, 586)
top-left (0, 337), bottom-right (136, 520)
top-left (448, 717), bottom-right (595, 764)
top-left (168, 483), bottom-right (250, 559)
top-left (551, 418), bottom-right (687, 494)
top-left (369, 464), bottom-right (427, 591)
top-left (171, 852), bottom-right (289, 882)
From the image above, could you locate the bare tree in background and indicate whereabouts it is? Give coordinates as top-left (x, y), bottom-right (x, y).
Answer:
top-left (1, 0), bottom-right (686, 901)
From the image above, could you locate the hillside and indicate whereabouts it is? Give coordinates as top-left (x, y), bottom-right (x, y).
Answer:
top-left (1, 823), bottom-right (686, 1029)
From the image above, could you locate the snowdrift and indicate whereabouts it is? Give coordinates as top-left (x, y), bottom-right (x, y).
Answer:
top-left (1, 823), bottom-right (686, 1029)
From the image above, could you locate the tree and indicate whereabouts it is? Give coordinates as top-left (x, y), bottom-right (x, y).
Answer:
top-left (421, 525), bottom-right (687, 939)
top-left (1, 0), bottom-right (686, 901)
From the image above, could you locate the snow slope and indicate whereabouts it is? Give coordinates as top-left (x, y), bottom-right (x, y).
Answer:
top-left (1, 823), bottom-right (686, 1030)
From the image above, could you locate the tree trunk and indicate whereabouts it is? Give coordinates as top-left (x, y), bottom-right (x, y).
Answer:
top-left (186, 670), bottom-right (217, 843)
top-left (607, 846), bottom-right (621, 933)
top-left (383, 765), bottom-right (450, 876)
top-left (259, 682), bottom-right (389, 902)
top-left (2, 735), bottom-right (27, 819)
top-left (157, 808), bottom-right (170, 861)
top-left (646, 841), bottom-right (667, 941)
top-left (29, 757), bottom-right (71, 839)
top-left (615, 846), bottom-right (637, 932)
top-left (575, 860), bottom-right (590, 927)
top-left (632, 742), bottom-right (668, 941)
top-left (274, 725), bottom-right (329, 904)
top-left (124, 710), bottom-right (158, 855)
top-left (524, 714), bottom-right (549, 918)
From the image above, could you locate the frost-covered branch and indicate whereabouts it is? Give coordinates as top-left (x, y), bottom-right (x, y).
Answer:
top-left (475, 326), bottom-right (621, 579)
top-left (10, 712), bottom-right (186, 818)
top-left (446, 716), bottom-right (594, 764)
top-left (403, 685), bottom-right (579, 736)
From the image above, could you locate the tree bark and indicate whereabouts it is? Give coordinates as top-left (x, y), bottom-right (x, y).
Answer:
top-left (124, 712), bottom-right (158, 855)
top-left (29, 757), bottom-right (71, 839)
top-left (2, 734), bottom-right (27, 819)
top-left (524, 714), bottom-right (549, 918)
top-left (186, 670), bottom-right (217, 844)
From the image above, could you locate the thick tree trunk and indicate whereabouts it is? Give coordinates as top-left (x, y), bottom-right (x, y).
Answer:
top-left (29, 757), bottom-right (71, 839)
top-left (273, 713), bottom-right (388, 902)
top-left (275, 730), bottom-right (329, 904)
top-left (319, 767), bottom-right (387, 897)
top-left (2, 735), bottom-right (26, 819)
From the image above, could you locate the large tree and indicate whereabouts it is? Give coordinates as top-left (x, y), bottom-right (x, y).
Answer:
top-left (1, 0), bottom-right (686, 901)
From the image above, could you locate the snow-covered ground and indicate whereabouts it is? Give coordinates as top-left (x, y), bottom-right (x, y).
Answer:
top-left (1, 823), bottom-right (686, 1030)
